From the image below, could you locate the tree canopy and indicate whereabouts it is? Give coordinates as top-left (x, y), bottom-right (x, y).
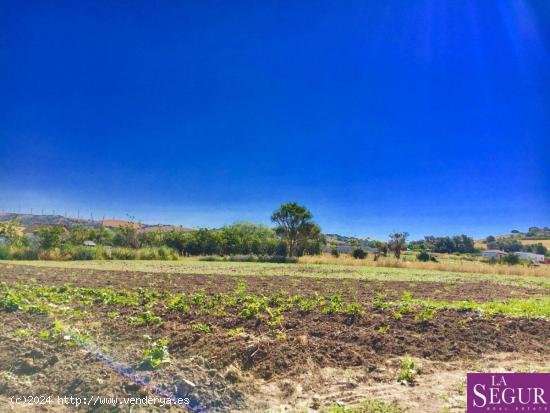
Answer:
top-left (271, 203), bottom-right (322, 257)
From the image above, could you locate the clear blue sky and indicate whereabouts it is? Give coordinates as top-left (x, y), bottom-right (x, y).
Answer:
top-left (1, 1), bottom-right (549, 239)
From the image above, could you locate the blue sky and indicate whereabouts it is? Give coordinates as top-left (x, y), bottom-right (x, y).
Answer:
top-left (1, 1), bottom-right (549, 239)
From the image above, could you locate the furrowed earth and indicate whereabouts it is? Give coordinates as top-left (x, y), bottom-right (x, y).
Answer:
top-left (0, 260), bottom-right (549, 412)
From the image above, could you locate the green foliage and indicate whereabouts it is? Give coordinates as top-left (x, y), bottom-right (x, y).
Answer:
top-left (415, 307), bottom-right (436, 324)
top-left (37, 225), bottom-right (65, 250)
top-left (0, 220), bottom-right (28, 247)
top-left (191, 322), bottom-right (211, 334)
top-left (501, 254), bottom-right (520, 265)
top-left (70, 246), bottom-right (97, 260)
top-left (113, 222), bottom-right (142, 249)
top-left (388, 232), bottom-right (408, 259)
top-left (128, 310), bottom-right (162, 325)
top-left (352, 248), bottom-right (367, 259)
top-left (13, 329), bottom-right (33, 337)
top-left (227, 327), bottom-right (245, 337)
top-left (271, 202), bottom-right (322, 257)
top-left (377, 325), bottom-right (390, 334)
top-left (142, 336), bottom-right (170, 369)
top-left (0, 245), bottom-right (10, 259)
top-left (111, 247), bottom-right (138, 260)
top-left (414, 251), bottom-right (439, 262)
top-left (397, 357), bottom-right (420, 386)
top-left (330, 244), bottom-right (340, 257)
top-left (417, 234), bottom-right (477, 254)
top-left (320, 294), bottom-right (342, 314)
top-left (326, 400), bottom-right (403, 413)
top-left (0, 293), bottom-right (21, 312)
top-left (343, 302), bottom-right (364, 316)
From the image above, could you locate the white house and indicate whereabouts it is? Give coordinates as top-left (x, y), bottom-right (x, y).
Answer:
top-left (83, 240), bottom-right (97, 247)
top-left (513, 251), bottom-right (545, 263)
top-left (482, 250), bottom-right (508, 258)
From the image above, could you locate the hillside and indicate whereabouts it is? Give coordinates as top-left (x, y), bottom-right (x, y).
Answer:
top-left (0, 212), bottom-right (100, 228)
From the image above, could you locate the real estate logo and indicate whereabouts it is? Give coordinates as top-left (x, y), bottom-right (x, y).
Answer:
top-left (467, 373), bottom-right (550, 412)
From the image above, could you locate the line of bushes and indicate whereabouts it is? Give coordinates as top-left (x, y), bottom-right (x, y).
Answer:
top-left (0, 245), bottom-right (178, 261)
top-left (198, 254), bottom-right (298, 263)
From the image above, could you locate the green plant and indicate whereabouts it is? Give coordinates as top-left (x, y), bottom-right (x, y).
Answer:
top-left (352, 248), bottom-right (367, 259)
top-left (373, 293), bottom-right (390, 311)
top-left (415, 307), bottom-right (436, 324)
top-left (191, 322), bottom-right (211, 334)
top-left (128, 310), bottom-right (162, 325)
top-left (70, 247), bottom-right (97, 260)
top-left (397, 357), bottom-right (420, 386)
top-left (0, 293), bottom-right (21, 312)
top-left (227, 327), bottom-right (245, 337)
top-left (167, 295), bottom-right (189, 312)
top-left (297, 297), bottom-right (317, 313)
top-left (501, 254), bottom-right (520, 265)
top-left (377, 325), bottom-right (390, 334)
top-left (343, 302), bottom-right (364, 316)
top-left (142, 336), bottom-right (170, 369)
top-left (13, 329), bottom-right (33, 337)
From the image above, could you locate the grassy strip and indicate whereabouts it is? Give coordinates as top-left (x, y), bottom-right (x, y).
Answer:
top-left (325, 400), bottom-right (403, 413)
top-left (2, 259), bottom-right (550, 289)
top-left (410, 296), bottom-right (550, 318)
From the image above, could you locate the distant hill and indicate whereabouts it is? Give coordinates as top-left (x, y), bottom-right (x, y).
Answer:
top-left (0, 212), bottom-right (100, 228)
top-left (0, 212), bottom-right (194, 233)
top-left (485, 226), bottom-right (550, 241)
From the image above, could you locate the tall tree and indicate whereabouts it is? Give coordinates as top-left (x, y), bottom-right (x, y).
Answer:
top-left (388, 232), bottom-right (409, 259)
top-left (271, 203), bottom-right (320, 257)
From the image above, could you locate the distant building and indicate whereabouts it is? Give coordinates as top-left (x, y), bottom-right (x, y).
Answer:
top-left (83, 240), bottom-right (96, 247)
top-left (513, 251), bottom-right (545, 263)
top-left (0, 236), bottom-right (7, 246)
top-left (482, 250), bottom-right (508, 258)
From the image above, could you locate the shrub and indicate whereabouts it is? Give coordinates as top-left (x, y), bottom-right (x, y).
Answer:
top-left (352, 248), bottom-right (367, 259)
top-left (416, 251), bottom-right (430, 262)
top-left (501, 254), bottom-right (520, 265)
top-left (70, 247), bottom-right (96, 260)
top-left (11, 247), bottom-right (39, 260)
top-left (94, 246), bottom-right (111, 260)
top-left (138, 248), bottom-right (159, 260)
top-left (260, 255), bottom-right (297, 263)
top-left (111, 248), bottom-right (138, 260)
top-left (230, 254), bottom-right (258, 262)
top-left (0, 245), bottom-right (10, 259)
top-left (158, 246), bottom-right (178, 260)
top-left (38, 248), bottom-right (66, 260)
top-left (330, 244), bottom-right (339, 257)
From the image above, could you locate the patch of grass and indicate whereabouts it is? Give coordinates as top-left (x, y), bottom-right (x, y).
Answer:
top-left (13, 329), bottom-right (33, 337)
top-left (326, 399), bottom-right (403, 413)
top-left (410, 296), bottom-right (550, 318)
